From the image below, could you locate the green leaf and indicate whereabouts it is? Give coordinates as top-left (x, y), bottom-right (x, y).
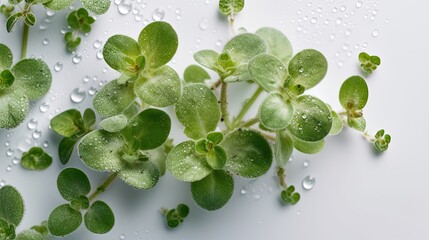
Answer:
top-left (99, 115), bottom-right (128, 132)
top-left (0, 186), bottom-right (24, 226)
top-left (43, 0), bottom-right (74, 11)
top-left (175, 84), bottom-right (220, 139)
top-left (0, 218), bottom-right (16, 240)
top-left (195, 139), bottom-right (208, 154)
top-left (16, 229), bottom-right (45, 240)
top-left (176, 204), bottom-right (189, 218)
top-left (0, 69), bottom-right (15, 90)
top-left (103, 35), bottom-right (141, 74)
top-left (48, 204), bottom-right (82, 237)
top-left (329, 110), bottom-right (343, 135)
top-left (206, 132), bottom-right (223, 145)
top-left (281, 187), bottom-right (300, 205)
top-left (292, 135), bottom-right (325, 154)
top-left (0, 90), bottom-right (29, 129)
top-left (223, 33), bottom-right (266, 63)
top-left (84, 201), bottom-right (114, 234)
top-left (135, 65), bottom-right (181, 107)
top-left (218, 0), bottom-right (244, 16)
top-left (194, 50), bottom-right (219, 71)
top-left (339, 75), bottom-right (369, 110)
top-left (121, 108), bottom-right (171, 150)
top-left (256, 27), bottom-right (293, 64)
top-left (6, 12), bottom-right (23, 32)
top-left (274, 131), bottom-right (293, 167)
top-left (348, 117), bottom-right (366, 132)
top-left (83, 108), bottom-right (96, 131)
top-left (184, 65), bottom-right (210, 83)
top-left (259, 92), bottom-right (294, 131)
top-left (148, 146), bottom-right (167, 176)
top-left (221, 129), bottom-right (272, 178)
top-left (11, 58), bottom-right (52, 100)
top-left (166, 141), bottom-right (212, 182)
top-left (21, 147), bottom-right (52, 170)
top-left (57, 168), bottom-right (91, 201)
top-left (78, 130), bottom-right (125, 172)
top-left (206, 146), bottom-right (227, 170)
top-left (24, 12), bottom-right (36, 26)
top-left (50, 109), bottom-right (84, 137)
top-left (138, 21), bottom-right (178, 69)
top-left (288, 95), bottom-right (332, 142)
top-left (248, 54), bottom-right (287, 92)
top-left (59, 137), bottom-right (77, 165)
top-left (288, 49), bottom-right (328, 90)
top-left (191, 170), bottom-right (234, 211)
top-left (0, 44), bottom-right (13, 71)
top-left (93, 80), bottom-right (136, 117)
top-left (82, 0), bottom-right (110, 14)
top-left (119, 161), bottom-right (160, 189)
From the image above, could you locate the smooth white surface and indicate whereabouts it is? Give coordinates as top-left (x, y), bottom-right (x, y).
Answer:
top-left (1, 0), bottom-right (428, 239)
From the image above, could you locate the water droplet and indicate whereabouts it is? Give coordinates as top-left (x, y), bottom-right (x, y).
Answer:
top-left (70, 87), bottom-right (86, 103)
top-left (371, 29), bottom-right (379, 38)
top-left (119, 234), bottom-right (126, 239)
top-left (204, 0), bottom-right (211, 4)
top-left (83, 76), bottom-right (90, 83)
top-left (54, 62), bottom-right (63, 72)
top-left (297, 210), bottom-right (301, 215)
top-left (46, 10), bottom-right (55, 16)
top-left (6, 148), bottom-right (14, 157)
top-left (199, 18), bottom-right (209, 30)
top-left (118, 1), bottom-right (132, 15)
top-left (303, 159), bottom-right (310, 168)
top-left (42, 38), bottom-right (49, 45)
top-left (339, 5), bottom-right (346, 12)
top-left (329, 33), bottom-right (336, 41)
top-left (152, 8), bottom-right (165, 21)
top-left (93, 40), bottom-right (102, 49)
top-left (96, 50), bottom-right (104, 59)
top-left (310, 17), bottom-right (317, 24)
top-left (5, 165), bottom-right (12, 172)
top-left (362, 42), bottom-right (368, 48)
top-left (32, 129), bottom-right (42, 139)
top-left (39, 102), bottom-right (49, 112)
top-left (240, 188), bottom-right (247, 195)
top-left (215, 39), bottom-right (223, 47)
top-left (335, 18), bottom-right (342, 25)
top-left (12, 157), bottom-right (19, 165)
top-left (4, 141), bottom-right (10, 147)
top-left (332, 7), bottom-right (338, 13)
top-left (254, 194), bottom-right (261, 200)
top-left (72, 54), bottom-right (82, 64)
top-left (0, 180), bottom-right (5, 187)
top-left (355, 1), bottom-right (363, 8)
top-left (43, 141), bottom-right (49, 148)
top-left (302, 175), bottom-right (316, 190)
top-left (298, 67), bottom-right (304, 73)
top-left (88, 87), bottom-right (97, 96)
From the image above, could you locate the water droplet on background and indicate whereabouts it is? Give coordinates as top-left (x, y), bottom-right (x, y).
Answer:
top-left (302, 175), bottom-right (316, 190)
top-left (0, 180), bottom-right (5, 187)
top-left (72, 54), bottom-right (82, 64)
top-left (42, 38), bottom-right (49, 45)
top-left (372, 29), bottom-right (379, 38)
top-left (118, 1), bottom-right (132, 15)
top-left (70, 87), bottom-right (86, 103)
top-left (152, 8), bottom-right (165, 21)
top-left (32, 130), bottom-right (42, 139)
top-left (199, 18), bottom-right (209, 30)
top-left (88, 87), bottom-right (97, 96)
top-left (39, 102), bottom-right (49, 112)
top-left (303, 159), bottom-right (310, 168)
top-left (54, 62), bottom-right (63, 72)
top-left (6, 148), bottom-right (14, 157)
top-left (96, 51), bottom-right (104, 60)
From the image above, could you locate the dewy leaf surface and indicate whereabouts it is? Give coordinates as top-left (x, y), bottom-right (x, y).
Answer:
top-left (93, 80), bottom-right (136, 117)
top-left (259, 92), bottom-right (294, 131)
top-left (288, 49), bottom-right (327, 90)
top-left (339, 75), bottom-right (369, 110)
top-left (48, 204), bottom-right (82, 237)
top-left (11, 58), bottom-right (51, 100)
top-left (103, 35), bottom-right (141, 74)
top-left (0, 186), bottom-right (24, 226)
top-left (218, 0), bottom-right (244, 16)
top-left (0, 44), bottom-right (12, 71)
top-left (223, 33), bottom-right (266, 63)
top-left (84, 201), bottom-right (114, 234)
top-left (256, 27), bottom-right (293, 64)
top-left (248, 53), bottom-right (287, 92)
top-left (82, 0), bottom-right (111, 15)
top-left (57, 168), bottom-right (91, 201)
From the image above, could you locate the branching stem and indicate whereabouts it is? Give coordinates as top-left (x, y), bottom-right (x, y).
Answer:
top-left (88, 172), bottom-right (118, 202)
top-left (220, 81), bottom-right (232, 129)
top-left (233, 86), bottom-right (263, 128)
top-left (277, 167), bottom-right (288, 189)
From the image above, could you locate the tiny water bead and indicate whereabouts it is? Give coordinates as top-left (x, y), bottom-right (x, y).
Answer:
top-left (42, 38), bottom-right (49, 45)
top-left (4, 141), bottom-right (9, 147)
top-left (0, 180), bottom-right (5, 187)
top-left (152, 8), bottom-right (165, 21)
top-left (6, 148), bottom-right (14, 157)
top-left (303, 159), bottom-right (310, 168)
top-left (199, 18), bottom-right (209, 30)
top-left (43, 141), bottom-right (49, 148)
top-left (54, 62), bottom-right (63, 72)
top-left (83, 75), bottom-right (90, 83)
top-left (96, 50), bottom-right (104, 60)
top-left (70, 87), bottom-right (87, 103)
top-left (119, 234), bottom-right (126, 239)
top-left (12, 157), bottom-right (20, 165)
top-left (39, 102), bottom-right (50, 112)
top-left (118, 1), bottom-right (132, 15)
top-left (372, 29), bottom-right (379, 38)
top-left (72, 54), bottom-right (82, 64)
top-left (6, 165), bottom-right (12, 172)
top-left (88, 86), bottom-right (97, 96)
top-left (32, 130), bottom-right (42, 139)
top-left (302, 175), bottom-right (316, 190)
top-left (355, 1), bottom-right (363, 8)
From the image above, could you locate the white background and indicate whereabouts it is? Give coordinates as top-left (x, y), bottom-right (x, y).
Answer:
top-left (1, 0), bottom-right (428, 239)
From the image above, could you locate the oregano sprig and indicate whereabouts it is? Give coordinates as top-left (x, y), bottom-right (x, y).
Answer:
top-left (161, 204), bottom-right (190, 228)
top-left (64, 8), bottom-right (95, 52)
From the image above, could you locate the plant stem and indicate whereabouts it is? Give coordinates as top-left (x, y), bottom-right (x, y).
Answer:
top-left (220, 81), bottom-right (232, 129)
top-left (261, 132), bottom-right (276, 141)
top-left (160, 208), bottom-right (169, 216)
top-left (211, 79), bottom-right (222, 90)
top-left (277, 167), bottom-right (288, 189)
top-left (362, 131), bottom-right (375, 142)
top-left (237, 117), bottom-right (259, 129)
top-left (233, 86), bottom-right (263, 128)
top-left (88, 172), bottom-right (118, 202)
top-left (20, 4), bottom-right (30, 59)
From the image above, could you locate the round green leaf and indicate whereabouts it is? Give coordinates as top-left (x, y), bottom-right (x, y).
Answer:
top-left (206, 146), bottom-right (227, 170)
top-left (78, 130), bottom-right (125, 172)
top-left (135, 65), bottom-right (181, 107)
top-left (11, 58), bottom-right (52, 100)
top-left (287, 95), bottom-right (332, 142)
top-left (339, 75), bottom-right (369, 110)
top-left (0, 186), bottom-right (24, 226)
top-left (21, 147), bottom-right (52, 170)
top-left (6, 12), bottom-right (23, 33)
top-left (59, 137), bottom-right (77, 165)
top-left (248, 53), bottom-right (287, 92)
top-left (166, 141), bottom-right (212, 182)
top-left (148, 146), bottom-right (167, 176)
top-left (99, 115), bottom-right (128, 133)
top-left (184, 65), bottom-right (210, 83)
top-left (119, 161), bottom-right (160, 189)
top-left (138, 21), bottom-right (178, 69)
top-left (0, 69), bottom-right (15, 90)
top-left (256, 27), bottom-right (293, 64)
top-left (82, 0), bottom-right (110, 15)
top-left (93, 80), bottom-right (136, 117)
top-left (16, 230), bottom-right (45, 240)
top-left (175, 84), bottom-right (220, 139)
top-left (83, 108), bottom-right (96, 130)
top-left (288, 49), bottom-right (327, 90)
top-left (191, 170), bottom-right (234, 211)
top-left (194, 50), bottom-right (219, 71)
top-left (176, 204), bottom-right (189, 218)
top-left (57, 168), bottom-right (91, 201)
top-left (259, 92), bottom-right (294, 131)
top-left (221, 129), bottom-right (272, 178)
top-left (329, 110), bottom-right (343, 135)
top-left (50, 109), bottom-right (83, 138)
top-left (223, 33), bottom-right (266, 63)
top-left (84, 201), bottom-right (114, 234)
top-left (103, 35), bottom-right (140, 74)
top-left (292, 135), bottom-right (325, 154)
top-left (121, 108), bottom-right (171, 150)
top-left (44, 0), bottom-right (75, 11)
top-left (0, 43), bottom-right (12, 71)
top-left (48, 204), bottom-right (82, 237)
top-left (218, 0), bottom-right (244, 16)
top-left (274, 131), bottom-right (294, 167)
top-left (348, 117), bottom-right (366, 132)
top-left (206, 132), bottom-right (223, 145)
top-left (0, 90), bottom-right (29, 129)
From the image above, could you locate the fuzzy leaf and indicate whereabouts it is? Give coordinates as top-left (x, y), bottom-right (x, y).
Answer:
top-left (175, 84), bottom-right (220, 139)
top-left (99, 115), bottom-right (128, 133)
top-left (57, 168), bottom-right (91, 201)
top-left (93, 80), bottom-right (136, 117)
top-left (256, 27), bottom-right (293, 64)
top-left (221, 129), bottom-right (272, 178)
top-left (16, 230), bottom-right (45, 240)
top-left (191, 170), bottom-right (234, 211)
top-left (218, 0), bottom-right (244, 16)
top-left (6, 12), bottom-right (23, 32)
top-left (103, 35), bottom-right (141, 74)
top-left (248, 53), bottom-right (287, 92)
top-left (44, 0), bottom-right (74, 11)
top-left (329, 110), bottom-right (343, 135)
top-left (292, 135), bottom-right (325, 154)
top-left (84, 201), bottom-right (114, 234)
top-left (259, 92), bottom-right (294, 131)
top-left (0, 186), bottom-right (24, 226)
top-left (274, 131), bottom-right (293, 167)
top-left (184, 65), bottom-right (210, 83)
top-left (11, 58), bottom-right (51, 100)
top-left (0, 44), bottom-right (13, 71)
top-left (206, 146), bottom-right (227, 170)
top-left (0, 90), bottom-right (28, 129)
top-left (21, 147), bottom-right (52, 170)
top-left (48, 204), bottom-right (82, 237)
top-left (339, 75), bottom-right (369, 110)
top-left (348, 117), bottom-right (366, 132)
top-left (119, 161), bottom-right (160, 189)
top-left (223, 33), bottom-right (266, 63)
top-left (50, 109), bottom-right (84, 138)
top-left (82, 0), bottom-right (110, 15)
top-left (194, 50), bottom-right (219, 71)
top-left (59, 137), bottom-right (77, 165)
top-left (83, 108), bottom-right (96, 130)
top-left (288, 49), bottom-right (327, 90)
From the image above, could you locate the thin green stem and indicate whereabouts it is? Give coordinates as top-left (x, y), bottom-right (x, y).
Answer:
top-left (88, 172), bottom-right (118, 202)
top-left (20, 4), bottom-right (30, 59)
top-left (220, 81), bottom-right (232, 129)
top-left (277, 167), bottom-right (288, 189)
top-left (261, 131), bottom-right (276, 141)
top-left (233, 87), bottom-right (263, 128)
top-left (362, 131), bottom-right (375, 142)
top-left (160, 207), bottom-right (169, 216)
top-left (211, 79), bottom-right (222, 90)
top-left (237, 117), bottom-right (259, 129)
